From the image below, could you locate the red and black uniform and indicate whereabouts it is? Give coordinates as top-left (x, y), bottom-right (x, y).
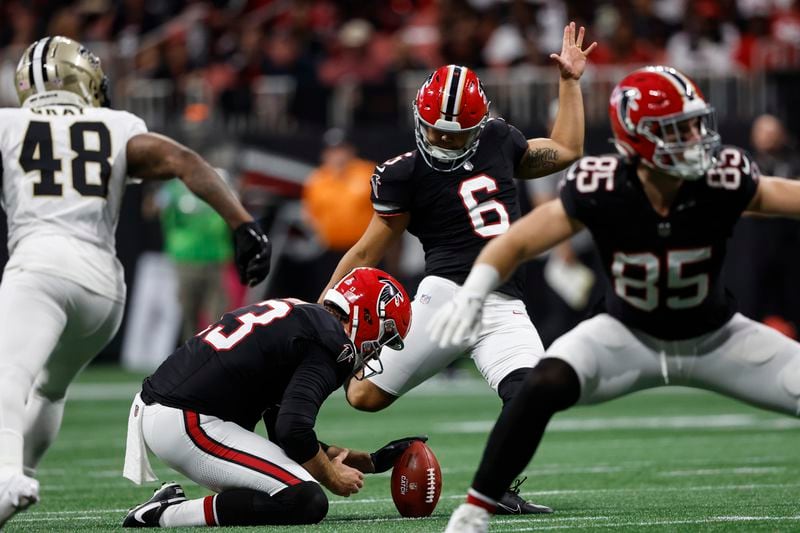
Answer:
top-left (371, 118), bottom-right (529, 299)
top-left (560, 148), bottom-right (759, 339)
top-left (141, 300), bottom-right (353, 464)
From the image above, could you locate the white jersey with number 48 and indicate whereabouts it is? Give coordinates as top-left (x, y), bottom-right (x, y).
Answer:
top-left (0, 103), bottom-right (147, 301)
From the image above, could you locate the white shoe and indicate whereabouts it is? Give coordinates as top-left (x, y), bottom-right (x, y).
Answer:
top-left (444, 503), bottom-right (490, 533)
top-left (0, 473), bottom-right (40, 529)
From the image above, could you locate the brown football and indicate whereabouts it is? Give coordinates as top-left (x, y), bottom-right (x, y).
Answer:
top-left (390, 440), bottom-right (442, 517)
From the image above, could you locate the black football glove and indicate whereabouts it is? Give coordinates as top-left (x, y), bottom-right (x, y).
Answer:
top-left (233, 221), bottom-right (272, 286)
top-left (370, 435), bottom-right (428, 473)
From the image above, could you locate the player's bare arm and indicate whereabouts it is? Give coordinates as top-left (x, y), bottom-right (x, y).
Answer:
top-left (745, 175), bottom-right (800, 217)
top-left (428, 199), bottom-right (582, 347)
top-left (477, 198), bottom-right (583, 284)
top-left (318, 212), bottom-right (409, 303)
top-left (323, 435), bottom-right (428, 474)
top-left (323, 445), bottom-right (375, 474)
top-left (302, 446), bottom-right (364, 497)
top-left (126, 133), bottom-right (252, 230)
top-left (518, 22), bottom-right (597, 180)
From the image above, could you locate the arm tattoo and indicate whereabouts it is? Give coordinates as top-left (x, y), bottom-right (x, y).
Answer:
top-left (522, 147), bottom-right (559, 173)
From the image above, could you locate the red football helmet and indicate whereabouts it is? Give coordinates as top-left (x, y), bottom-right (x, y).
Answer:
top-left (323, 267), bottom-right (412, 379)
top-left (609, 66), bottom-right (721, 179)
top-left (414, 64), bottom-right (490, 172)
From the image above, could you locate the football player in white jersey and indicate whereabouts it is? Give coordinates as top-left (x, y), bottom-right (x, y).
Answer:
top-left (0, 36), bottom-right (271, 528)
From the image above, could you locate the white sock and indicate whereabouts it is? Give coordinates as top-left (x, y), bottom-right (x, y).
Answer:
top-left (0, 430), bottom-right (24, 476)
top-left (23, 392), bottom-right (65, 476)
top-left (160, 495), bottom-right (218, 527)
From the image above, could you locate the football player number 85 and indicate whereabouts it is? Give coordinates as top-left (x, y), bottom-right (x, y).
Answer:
top-left (612, 248), bottom-right (711, 311)
top-left (458, 175), bottom-right (511, 238)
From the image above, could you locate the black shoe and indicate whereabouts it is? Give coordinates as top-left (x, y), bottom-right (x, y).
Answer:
top-left (495, 477), bottom-right (553, 515)
top-left (123, 482), bottom-right (187, 528)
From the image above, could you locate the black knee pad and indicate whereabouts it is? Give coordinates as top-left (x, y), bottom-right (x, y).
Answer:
top-left (216, 483), bottom-right (328, 526)
top-left (498, 367), bottom-right (531, 406)
top-left (273, 481), bottom-right (328, 524)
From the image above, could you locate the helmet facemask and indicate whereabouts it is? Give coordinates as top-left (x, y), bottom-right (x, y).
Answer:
top-left (324, 267), bottom-right (411, 381)
top-left (348, 311), bottom-right (405, 381)
top-left (413, 104), bottom-right (487, 172)
top-left (638, 106), bottom-right (721, 180)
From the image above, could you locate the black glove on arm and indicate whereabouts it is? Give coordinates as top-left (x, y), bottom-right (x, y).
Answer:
top-left (370, 435), bottom-right (428, 473)
top-left (233, 221), bottom-right (272, 286)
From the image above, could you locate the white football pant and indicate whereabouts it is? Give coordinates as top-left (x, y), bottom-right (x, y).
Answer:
top-left (548, 313), bottom-right (800, 414)
top-left (0, 268), bottom-right (123, 476)
top-left (137, 401), bottom-right (316, 495)
top-left (370, 275), bottom-right (544, 396)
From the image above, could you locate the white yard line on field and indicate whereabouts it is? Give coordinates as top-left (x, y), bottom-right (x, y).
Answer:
top-left (17, 485), bottom-right (800, 525)
top-left (658, 466), bottom-right (785, 476)
top-left (494, 515), bottom-right (800, 531)
top-left (15, 510), bottom-right (800, 530)
top-left (69, 378), bottom-right (710, 402)
top-left (442, 413), bottom-right (800, 433)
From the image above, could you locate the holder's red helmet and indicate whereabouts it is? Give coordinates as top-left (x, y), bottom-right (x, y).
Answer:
top-left (414, 64), bottom-right (490, 172)
top-left (609, 66), bottom-right (721, 179)
top-left (323, 267), bottom-right (412, 378)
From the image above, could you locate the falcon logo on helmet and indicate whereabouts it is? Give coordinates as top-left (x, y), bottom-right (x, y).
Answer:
top-left (324, 267), bottom-right (412, 380)
top-left (378, 277), bottom-right (405, 309)
top-left (611, 86), bottom-right (641, 136)
top-left (609, 66), bottom-right (721, 180)
top-left (413, 65), bottom-right (490, 172)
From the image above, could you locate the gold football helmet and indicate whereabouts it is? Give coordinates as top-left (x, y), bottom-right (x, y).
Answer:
top-left (15, 36), bottom-right (110, 107)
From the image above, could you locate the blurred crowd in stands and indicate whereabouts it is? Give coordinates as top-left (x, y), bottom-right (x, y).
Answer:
top-left (2, 0), bottom-right (800, 122)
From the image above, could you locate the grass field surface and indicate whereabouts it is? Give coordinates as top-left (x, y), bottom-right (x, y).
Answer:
top-left (6, 365), bottom-right (800, 532)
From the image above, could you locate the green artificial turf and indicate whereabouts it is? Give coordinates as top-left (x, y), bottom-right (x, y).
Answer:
top-left (7, 365), bottom-right (800, 532)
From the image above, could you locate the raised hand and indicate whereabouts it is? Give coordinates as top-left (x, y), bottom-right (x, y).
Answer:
top-left (549, 22), bottom-right (597, 81)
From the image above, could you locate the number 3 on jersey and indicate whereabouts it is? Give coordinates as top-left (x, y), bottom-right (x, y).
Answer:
top-left (203, 299), bottom-right (294, 351)
top-left (459, 174), bottom-right (510, 238)
top-left (20, 121), bottom-right (112, 197)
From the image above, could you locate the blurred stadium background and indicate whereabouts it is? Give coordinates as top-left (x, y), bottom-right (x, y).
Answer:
top-left (2, 0), bottom-right (800, 531)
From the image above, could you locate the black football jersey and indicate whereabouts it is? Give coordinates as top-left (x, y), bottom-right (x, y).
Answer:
top-left (370, 118), bottom-right (528, 298)
top-left (141, 300), bottom-right (354, 463)
top-left (560, 147), bottom-right (760, 339)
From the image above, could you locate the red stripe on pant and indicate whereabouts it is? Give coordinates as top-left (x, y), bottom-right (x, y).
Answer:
top-left (183, 411), bottom-right (302, 486)
top-left (203, 495), bottom-right (217, 526)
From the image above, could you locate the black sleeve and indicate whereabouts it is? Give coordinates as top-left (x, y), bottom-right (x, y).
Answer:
top-left (370, 152), bottom-right (414, 216)
top-left (714, 146), bottom-right (760, 215)
top-left (507, 123), bottom-right (529, 172)
top-left (559, 161), bottom-right (588, 222)
top-left (274, 344), bottom-right (340, 464)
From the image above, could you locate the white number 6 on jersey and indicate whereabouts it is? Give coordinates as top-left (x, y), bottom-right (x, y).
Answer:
top-left (458, 175), bottom-right (511, 238)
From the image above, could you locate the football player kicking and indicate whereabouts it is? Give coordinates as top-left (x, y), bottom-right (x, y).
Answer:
top-left (431, 65), bottom-right (800, 533)
top-left (320, 22), bottom-right (596, 515)
top-left (121, 267), bottom-right (424, 527)
top-left (0, 37), bottom-right (272, 529)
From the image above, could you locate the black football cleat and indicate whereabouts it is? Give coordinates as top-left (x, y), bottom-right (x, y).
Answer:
top-left (495, 477), bottom-right (553, 515)
top-left (123, 482), bottom-right (187, 528)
